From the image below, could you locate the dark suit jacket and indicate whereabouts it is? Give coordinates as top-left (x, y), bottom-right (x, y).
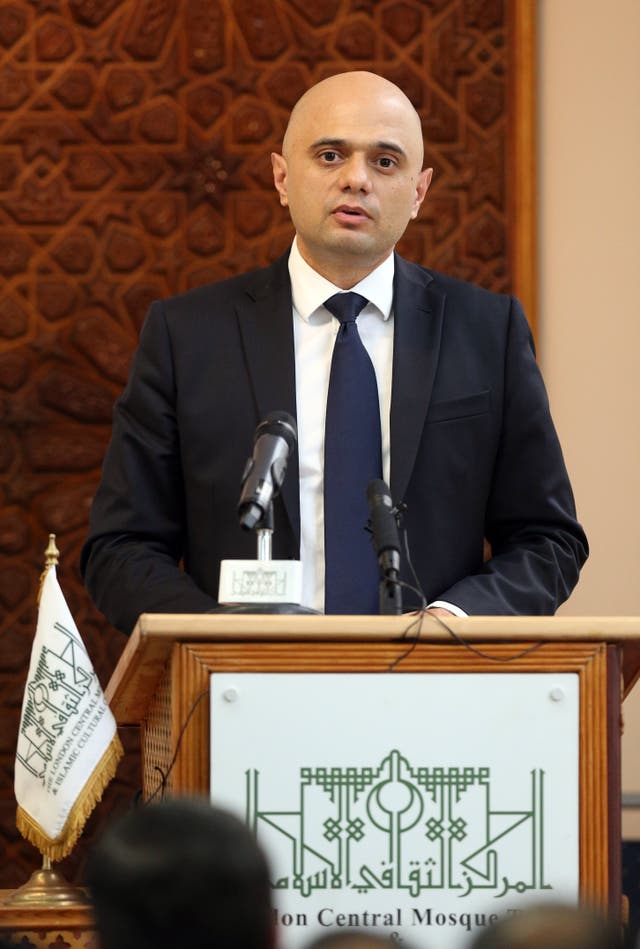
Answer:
top-left (81, 252), bottom-right (588, 634)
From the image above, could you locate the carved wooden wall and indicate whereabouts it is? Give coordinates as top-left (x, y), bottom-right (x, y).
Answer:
top-left (0, 0), bottom-right (534, 886)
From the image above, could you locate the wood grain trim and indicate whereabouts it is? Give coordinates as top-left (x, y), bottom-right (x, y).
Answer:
top-left (579, 644), bottom-right (609, 907)
top-left (183, 640), bottom-right (604, 674)
top-left (508, 0), bottom-right (537, 332)
top-left (133, 613), bottom-right (640, 640)
top-left (606, 646), bottom-right (622, 915)
top-left (171, 643), bottom-right (210, 795)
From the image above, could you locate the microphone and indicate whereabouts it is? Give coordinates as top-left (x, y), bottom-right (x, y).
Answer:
top-left (238, 411), bottom-right (297, 531)
top-left (366, 479), bottom-right (401, 576)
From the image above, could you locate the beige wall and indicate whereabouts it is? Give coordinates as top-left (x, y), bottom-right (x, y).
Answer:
top-left (538, 0), bottom-right (640, 836)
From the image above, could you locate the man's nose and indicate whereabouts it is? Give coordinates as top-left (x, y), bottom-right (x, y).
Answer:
top-left (338, 154), bottom-right (372, 192)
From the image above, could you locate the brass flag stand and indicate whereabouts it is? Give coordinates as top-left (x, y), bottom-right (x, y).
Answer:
top-left (4, 855), bottom-right (89, 907)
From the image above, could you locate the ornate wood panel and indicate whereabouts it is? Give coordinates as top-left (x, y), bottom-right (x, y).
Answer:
top-left (0, 0), bottom-right (535, 886)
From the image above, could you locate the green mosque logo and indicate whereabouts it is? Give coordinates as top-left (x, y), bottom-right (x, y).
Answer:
top-left (246, 749), bottom-right (551, 899)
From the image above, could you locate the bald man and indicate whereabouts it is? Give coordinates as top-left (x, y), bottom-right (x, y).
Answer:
top-left (82, 72), bottom-right (587, 634)
top-left (273, 72), bottom-right (431, 289)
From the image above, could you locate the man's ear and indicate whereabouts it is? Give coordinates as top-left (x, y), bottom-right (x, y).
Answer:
top-left (410, 167), bottom-right (433, 220)
top-left (271, 153), bottom-right (288, 207)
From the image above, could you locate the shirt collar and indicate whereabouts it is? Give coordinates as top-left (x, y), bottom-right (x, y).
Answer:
top-left (288, 237), bottom-right (394, 324)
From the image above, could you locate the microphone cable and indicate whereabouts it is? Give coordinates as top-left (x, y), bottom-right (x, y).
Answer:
top-left (387, 510), bottom-right (543, 671)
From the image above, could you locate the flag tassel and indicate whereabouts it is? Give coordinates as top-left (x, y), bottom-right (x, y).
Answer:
top-left (16, 731), bottom-right (123, 862)
top-left (6, 699), bottom-right (123, 906)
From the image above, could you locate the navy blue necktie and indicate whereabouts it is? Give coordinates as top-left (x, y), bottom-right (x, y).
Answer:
top-left (324, 292), bottom-right (382, 614)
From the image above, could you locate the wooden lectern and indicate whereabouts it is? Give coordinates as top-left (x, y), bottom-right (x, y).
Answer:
top-left (106, 614), bottom-right (640, 918)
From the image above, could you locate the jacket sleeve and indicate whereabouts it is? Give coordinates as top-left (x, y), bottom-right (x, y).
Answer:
top-left (436, 296), bottom-right (588, 615)
top-left (81, 301), bottom-right (217, 635)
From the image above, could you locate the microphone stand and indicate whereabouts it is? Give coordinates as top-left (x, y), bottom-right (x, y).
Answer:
top-left (255, 501), bottom-right (274, 562)
top-left (376, 505), bottom-right (403, 616)
top-left (215, 500), bottom-right (318, 615)
top-left (379, 568), bottom-right (402, 616)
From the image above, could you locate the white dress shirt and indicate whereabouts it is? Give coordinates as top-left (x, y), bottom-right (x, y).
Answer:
top-left (289, 239), bottom-right (466, 617)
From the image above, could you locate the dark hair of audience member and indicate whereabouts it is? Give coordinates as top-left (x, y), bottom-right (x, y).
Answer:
top-left (86, 797), bottom-right (273, 949)
top-left (303, 931), bottom-right (409, 949)
top-left (469, 902), bottom-right (622, 949)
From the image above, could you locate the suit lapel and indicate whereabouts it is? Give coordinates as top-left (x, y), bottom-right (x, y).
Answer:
top-left (233, 252), bottom-right (445, 544)
top-left (390, 255), bottom-right (446, 505)
top-left (235, 253), bottom-right (300, 546)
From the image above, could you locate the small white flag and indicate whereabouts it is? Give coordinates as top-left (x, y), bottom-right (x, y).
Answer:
top-left (15, 565), bottom-right (123, 861)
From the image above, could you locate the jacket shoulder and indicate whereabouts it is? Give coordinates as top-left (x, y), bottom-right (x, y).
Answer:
top-left (397, 255), bottom-right (513, 311)
top-left (156, 253), bottom-right (290, 324)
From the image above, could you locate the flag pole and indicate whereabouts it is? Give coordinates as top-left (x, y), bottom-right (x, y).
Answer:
top-left (4, 535), bottom-right (90, 907)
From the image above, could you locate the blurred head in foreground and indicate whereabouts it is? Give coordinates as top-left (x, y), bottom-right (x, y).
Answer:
top-left (303, 933), bottom-right (401, 949)
top-left (87, 797), bottom-right (273, 949)
top-left (469, 902), bottom-right (622, 949)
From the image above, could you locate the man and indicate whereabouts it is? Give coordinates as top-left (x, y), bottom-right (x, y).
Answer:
top-left (468, 902), bottom-right (621, 949)
top-left (81, 71), bottom-right (587, 634)
top-left (86, 798), bottom-right (274, 949)
top-left (303, 932), bottom-right (409, 949)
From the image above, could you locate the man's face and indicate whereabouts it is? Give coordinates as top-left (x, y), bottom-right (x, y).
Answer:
top-left (272, 74), bottom-right (432, 284)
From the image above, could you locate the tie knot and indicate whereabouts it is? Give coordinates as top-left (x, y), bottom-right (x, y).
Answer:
top-left (324, 292), bottom-right (368, 324)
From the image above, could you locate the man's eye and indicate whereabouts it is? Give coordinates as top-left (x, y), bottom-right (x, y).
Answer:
top-left (377, 156), bottom-right (396, 168)
top-left (320, 151), bottom-right (339, 162)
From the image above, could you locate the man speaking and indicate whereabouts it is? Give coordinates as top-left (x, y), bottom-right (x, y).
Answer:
top-left (81, 71), bottom-right (588, 634)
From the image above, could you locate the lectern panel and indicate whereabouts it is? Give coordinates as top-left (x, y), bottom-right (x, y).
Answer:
top-left (210, 672), bottom-right (579, 949)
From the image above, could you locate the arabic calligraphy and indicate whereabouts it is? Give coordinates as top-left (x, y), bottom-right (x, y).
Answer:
top-left (246, 750), bottom-right (551, 900)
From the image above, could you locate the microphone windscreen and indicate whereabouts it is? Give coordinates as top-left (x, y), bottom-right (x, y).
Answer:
top-left (366, 479), bottom-right (392, 507)
top-left (256, 410), bottom-right (297, 449)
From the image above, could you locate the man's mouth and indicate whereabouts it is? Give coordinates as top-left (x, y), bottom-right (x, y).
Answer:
top-left (332, 205), bottom-right (371, 223)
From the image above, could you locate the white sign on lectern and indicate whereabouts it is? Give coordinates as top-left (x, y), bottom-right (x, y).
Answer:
top-left (210, 673), bottom-right (579, 949)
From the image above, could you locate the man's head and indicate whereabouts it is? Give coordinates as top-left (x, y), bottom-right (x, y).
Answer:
top-left (303, 931), bottom-right (406, 949)
top-left (87, 798), bottom-right (273, 949)
top-left (469, 902), bottom-right (622, 949)
top-left (272, 71), bottom-right (432, 288)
